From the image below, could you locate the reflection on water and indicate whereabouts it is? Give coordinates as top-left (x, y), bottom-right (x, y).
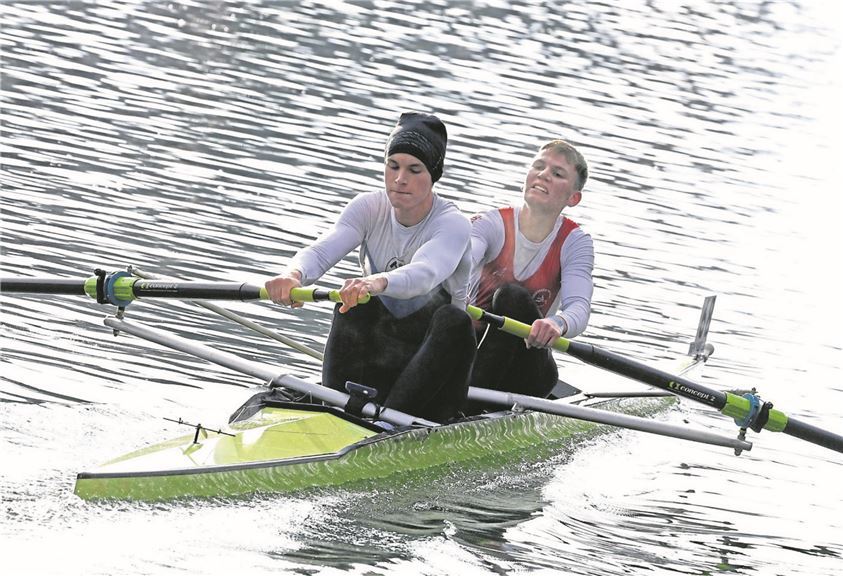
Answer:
top-left (2, 1), bottom-right (841, 575)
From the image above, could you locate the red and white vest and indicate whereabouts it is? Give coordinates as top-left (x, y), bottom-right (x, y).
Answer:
top-left (474, 207), bottom-right (579, 316)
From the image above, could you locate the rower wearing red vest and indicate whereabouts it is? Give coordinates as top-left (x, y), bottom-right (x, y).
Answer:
top-left (464, 139), bottom-right (594, 412)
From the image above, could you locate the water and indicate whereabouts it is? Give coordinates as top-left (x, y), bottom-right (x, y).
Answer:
top-left (1, 1), bottom-right (841, 574)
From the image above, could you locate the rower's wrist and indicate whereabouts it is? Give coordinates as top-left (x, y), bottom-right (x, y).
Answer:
top-left (549, 315), bottom-right (568, 336)
top-left (285, 269), bottom-right (303, 283)
top-left (368, 273), bottom-right (388, 295)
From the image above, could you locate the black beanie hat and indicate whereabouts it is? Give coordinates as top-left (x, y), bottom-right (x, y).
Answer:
top-left (384, 112), bottom-right (448, 183)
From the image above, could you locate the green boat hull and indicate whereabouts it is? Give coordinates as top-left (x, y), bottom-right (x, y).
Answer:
top-left (74, 392), bottom-right (673, 501)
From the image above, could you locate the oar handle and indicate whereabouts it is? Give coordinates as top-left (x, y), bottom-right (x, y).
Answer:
top-left (466, 305), bottom-right (572, 351)
top-left (290, 287), bottom-right (370, 304)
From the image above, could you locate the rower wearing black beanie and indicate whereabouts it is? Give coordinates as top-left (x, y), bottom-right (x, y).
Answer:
top-left (385, 112), bottom-right (447, 183)
top-left (266, 112), bottom-right (475, 424)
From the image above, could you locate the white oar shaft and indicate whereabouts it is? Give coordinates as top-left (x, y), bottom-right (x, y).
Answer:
top-left (104, 317), bottom-right (435, 428)
top-left (466, 387), bottom-right (753, 452)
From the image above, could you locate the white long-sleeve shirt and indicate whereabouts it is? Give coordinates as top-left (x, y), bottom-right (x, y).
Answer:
top-left (469, 206), bottom-right (594, 337)
top-left (290, 190), bottom-right (471, 318)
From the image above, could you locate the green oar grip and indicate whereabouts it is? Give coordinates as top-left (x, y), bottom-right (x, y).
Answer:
top-left (466, 305), bottom-right (571, 352)
top-left (290, 287), bottom-right (371, 304)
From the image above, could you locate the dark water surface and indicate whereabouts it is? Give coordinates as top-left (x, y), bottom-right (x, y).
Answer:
top-left (1, 1), bottom-right (841, 575)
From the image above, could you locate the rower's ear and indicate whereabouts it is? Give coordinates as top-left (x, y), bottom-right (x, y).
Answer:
top-left (567, 190), bottom-right (582, 208)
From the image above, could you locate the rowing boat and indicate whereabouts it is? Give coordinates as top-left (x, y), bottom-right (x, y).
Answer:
top-left (74, 389), bottom-right (673, 501)
top-left (3, 268), bottom-right (841, 501)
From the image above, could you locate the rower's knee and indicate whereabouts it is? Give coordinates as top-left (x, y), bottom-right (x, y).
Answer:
top-left (491, 284), bottom-right (539, 321)
top-left (430, 304), bottom-right (474, 340)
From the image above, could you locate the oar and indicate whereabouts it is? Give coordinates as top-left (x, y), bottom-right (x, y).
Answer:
top-left (0, 272), bottom-right (365, 307)
top-left (467, 305), bottom-right (843, 455)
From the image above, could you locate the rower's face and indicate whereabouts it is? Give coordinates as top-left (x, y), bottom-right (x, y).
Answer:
top-left (523, 149), bottom-right (582, 213)
top-left (383, 153), bottom-right (434, 220)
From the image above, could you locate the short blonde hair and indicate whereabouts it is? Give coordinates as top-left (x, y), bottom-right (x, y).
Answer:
top-left (540, 139), bottom-right (588, 191)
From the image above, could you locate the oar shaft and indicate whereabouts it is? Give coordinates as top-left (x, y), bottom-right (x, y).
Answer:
top-left (565, 340), bottom-right (729, 410)
top-left (0, 277), bottom-right (86, 295)
top-left (467, 304), bottom-right (729, 410)
top-left (567, 338), bottom-right (843, 452)
top-left (0, 275), bottom-right (269, 302)
top-left (130, 267), bottom-right (325, 361)
top-left (784, 417), bottom-right (843, 453)
top-left (131, 280), bottom-right (265, 300)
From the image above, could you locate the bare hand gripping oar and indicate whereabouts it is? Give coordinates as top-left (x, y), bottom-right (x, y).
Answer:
top-left (467, 304), bottom-right (843, 455)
